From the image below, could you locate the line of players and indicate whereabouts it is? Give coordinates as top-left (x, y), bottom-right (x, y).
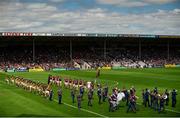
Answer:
top-left (47, 75), bottom-right (94, 91)
top-left (5, 76), bottom-right (51, 98)
top-left (142, 88), bottom-right (177, 113)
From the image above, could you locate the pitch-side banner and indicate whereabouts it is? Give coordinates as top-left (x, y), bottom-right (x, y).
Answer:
top-left (159, 35), bottom-right (180, 38)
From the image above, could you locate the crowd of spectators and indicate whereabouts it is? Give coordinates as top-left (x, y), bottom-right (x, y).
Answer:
top-left (0, 46), bottom-right (179, 70)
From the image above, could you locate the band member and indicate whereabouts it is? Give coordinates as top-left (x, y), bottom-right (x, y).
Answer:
top-left (83, 81), bottom-right (87, 92)
top-left (150, 91), bottom-right (155, 108)
top-left (79, 86), bottom-right (84, 100)
top-left (159, 94), bottom-right (165, 113)
top-left (57, 87), bottom-right (62, 104)
top-left (97, 85), bottom-right (102, 104)
top-left (154, 87), bottom-right (158, 94)
top-left (77, 94), bottom-right (82, 110)
top-left (171, 89), bottom-right (177, 107)
top-left (102, 89), bottom-right (106, 102)
top-left (154, 93), bottom-right (159, 111)
top-left (104, 85), bottom-right (108, 101)
top-left (122, 87), bottom-right (129, 106)
top-left (127, 93), bottom-right (137, 113)
top-left (88, 89), bottom-right (93, 106)
top-left (71, 88), bottom-right (76, 103)
top-left (108, 94), bottom-right (114, 112)
top-left (144, 88), bottom-right (150, 107)
top-left (165, 89), bottom-right (170, 106)
top-left (130, 86), bottom-right (136, 94)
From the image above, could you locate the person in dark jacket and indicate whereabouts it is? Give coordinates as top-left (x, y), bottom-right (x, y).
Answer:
top-left (171, 89), bottom-right (177, 107)
top-left (144, 88), bottom-right (150, 107)
top-left (88, 89), bottom-right (93, 106)
top-left (71, 88), bottom-right (75, 103)
top-left (77, 94), bottom-right (82, 110)
top-left (97, 86), bottom-right (102, 104)
top-left (57, 88), bottom-right (62, 104)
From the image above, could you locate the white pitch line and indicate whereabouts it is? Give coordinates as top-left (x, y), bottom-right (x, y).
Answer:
top-left (54, 99), bottom-right (108, 118)
top-left (164, 108), bottom-right (180, 114)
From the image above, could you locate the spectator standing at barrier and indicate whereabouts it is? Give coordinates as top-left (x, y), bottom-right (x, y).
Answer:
top-left (57, 88), bottom-right (62, 104)
top-left (172, 89), bottom-right (177, 107)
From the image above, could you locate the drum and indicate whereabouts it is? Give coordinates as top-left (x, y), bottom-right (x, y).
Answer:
top-left (163, 94), bottom-right (167, 99)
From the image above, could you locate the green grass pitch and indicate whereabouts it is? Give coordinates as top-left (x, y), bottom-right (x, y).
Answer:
top-left (0, 68), bottom-right (180, 117)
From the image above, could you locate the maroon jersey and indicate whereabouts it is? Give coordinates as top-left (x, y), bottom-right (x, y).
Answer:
top-left (75, 80), bottom-right (78, 85)
top-left (69, 79), bottom-right (72, 83)
top-left (79, 80), bottom-right (82, 85)
top-left (65, 79), bottom-right (68, 83)
top-left (83, 81), bottom-right (87, 86)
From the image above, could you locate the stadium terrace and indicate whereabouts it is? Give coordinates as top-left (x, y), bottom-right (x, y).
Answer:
top-left (0, 32), bottom-right (180, 72)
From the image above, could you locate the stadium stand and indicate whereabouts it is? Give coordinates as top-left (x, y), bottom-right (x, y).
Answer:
top-left (0, 34), bottom-right (180, 71)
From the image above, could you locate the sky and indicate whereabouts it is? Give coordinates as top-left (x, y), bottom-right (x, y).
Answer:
top-left (0, 0), bottom-right (180, 35)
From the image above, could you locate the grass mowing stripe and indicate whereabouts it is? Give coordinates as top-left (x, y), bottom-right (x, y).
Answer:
top-left (53, 99), bottom-right (108, 118)
top-left (165, 109), bottom-right (180, 114)
top-left (136, 103), bottom-right (180, 114)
